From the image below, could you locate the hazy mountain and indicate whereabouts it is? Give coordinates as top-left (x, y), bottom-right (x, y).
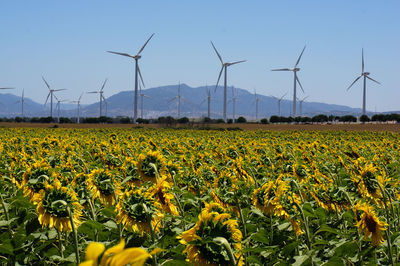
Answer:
top-left (0, 85), bottom-right (388, 119)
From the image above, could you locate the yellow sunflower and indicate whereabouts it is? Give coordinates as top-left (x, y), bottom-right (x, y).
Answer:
top-left (178, 211), bottom-right (243, 266)
top-left (148, 176), bottom-right (179, 216)
top-left (137, 151), bottom-right (167, 182)
top-left (355, 201), bottom-right (387, 246)
top-left (87, 169), bottom-right (120, 207)
top-left (22, 161), bottom-right (55, 200)
top-left (33, 179), bottom-right (82, 232)
top-left (115, 188), bottom-right (164, 236)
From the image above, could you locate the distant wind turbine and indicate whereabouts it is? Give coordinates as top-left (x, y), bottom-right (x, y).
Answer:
top-left (297, 96), bottom-right (308, 117)
top-left (54, 95), bottom-right (69, 123)
top-left (211, 41), bottom-right (246, 122)
top-left (271, 92), bottom-right (287, 116)
top-left (139, 83), bottom-right (150, 119)
top-left (169, 83), bottom-right (186, 118)
top-left (200, 85), bottom-right (212, 118)
top-left (87, 78), bottom-right (107, 117)
top-left (272, 46), bottom-right (306, 117)
top-left (70, 93), bottom-right (83, 123)
top-left (253, 90), bottom-right (261, 121)
top-left (107, 33), bottom-right (154, 123)
top-left (14, 89), bottom-right (25, 117)
top-left (347, 49), bottom-right (381, 116)
top-left (228, 86), bottom-right (239, 123)
top-left (43, 76), bottom-right (66, 118)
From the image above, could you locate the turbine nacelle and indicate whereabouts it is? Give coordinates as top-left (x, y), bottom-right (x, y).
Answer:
top-left (293, 68), bottom-right (300, 72)
top-left (363, 72), bottom-right (370, 76)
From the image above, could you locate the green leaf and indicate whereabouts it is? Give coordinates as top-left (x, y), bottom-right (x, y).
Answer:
top-left (302, 203), bottom-right (317, 218)
top-left (162, 260), bottom-right (189, 266)
top-left (313, 224), bottom-right (343, 238)
top-left (247, 255), bottom-right (262, 265)
top-left (293, 254), bottom-right (310, 266)
top-left (0, 217), bottom-right (17, 227)
top-left (282, 241), bottom-right (300, 257)
top-left (251, 229), bottom-right (270, 244)
top-left (103, 220), bottom-right (118, 229)
top-left (0, 239), bottom-right (13, 255)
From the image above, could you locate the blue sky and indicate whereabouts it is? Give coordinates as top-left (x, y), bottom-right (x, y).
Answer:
top-left (1, 1), bottom-right (399, 112)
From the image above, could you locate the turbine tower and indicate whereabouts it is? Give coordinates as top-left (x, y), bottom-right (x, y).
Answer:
top-left (14, 89), bottom-right (25, 117)
top-left (272, 46), bottom-right (306, 117)
top-left (70, 93), bottom-right (83, 123)
top-left (271, 92), bottom-right (287, 116)
top-left (200, 85), bottom-right (212, 118)
top-left (253, 90), bottom-right (260, 121)
top-left (139, 83), bottom-right (150, 119)
top-left (297, 96), bottom-right (308, 116)
top-left (107, 33), bottom-right (154, 123)
top-left (43, 76), bottom-right (66, 117)
top-left (169, 83), bottom-right (184, 118)
top-left (228, 86), bottom-right (238, 123)
top-left (211, 41), bottom-right (246, 122)
top-left (347, 49), bottom-right (381, 116)
top-left (87, 78), bottom-right (107, 118)
top-left (54, 95), bottom-right (69, 123)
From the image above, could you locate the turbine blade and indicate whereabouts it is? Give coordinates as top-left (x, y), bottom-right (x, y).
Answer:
top-left (362, 48), bottom-right (364, 73)
top-left (138, 65), bottom-right (145, 87)
top-left (0, 87), bottom-right (14, 89)
top-left (143, 95), bottom-right (150, 99)
top-left (295, 45), bottom-right (306, 67)
top-left (280, 92), bottom-right (287, 100)
top-left (211, 41), bottom-right (224, 64)
top-left (200, 99), bottom-right (206, 105)
top-left (137, 33), bottom-right (155, 55)
top-left (168, 97), bottom-right (177, 104)
top-left (214, 66), bottom-right (224, 92)
top-left (366, 76), bottom-right (381, 85)
top-left (228, 60), bottom-right (246, 66)
top-left (346, 75), bottom-right (362, 91)
top-left (22, 89), bottom-right (24, 98)
top-left (296, 76), bottom-right (305, 93)
top-left (54, 94), bottom-right (59, 101)
top-left (87, 91), bottom-right (98, 94)
top-left (107, 51), bottom-right (134, 58)
top-left (42, 76), bottom-right (51, 90)
top-left (271, 68), bottom-right (291, 71)
top-left (79, 93), bottom-right (83, 101)
top-left (53, 89), bottom-right (67, 92)
top-left (44, 92), bottom-right (51, 105)
top-left (100, 78), bottom-right (108, 92)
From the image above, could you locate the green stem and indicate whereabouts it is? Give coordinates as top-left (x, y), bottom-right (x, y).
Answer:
top-left (293, 201), bottom-right (312, 251)
top-left (57, 230), bottom-right (64, 259)
top-left (67, 207), bottom-right (80, 264)
top-left (87, 199), bottom-right (99, 242)
top-left (0, 193), bottom-right (12, 236)
top-left (214, 237), bottom-right (236, 266)
top-left (238, 204), bottom-right (248, 266)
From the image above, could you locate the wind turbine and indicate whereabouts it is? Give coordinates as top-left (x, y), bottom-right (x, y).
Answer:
top-left (271, 92), bottom-right (287, 116)
top-left (14, 89), bottom-right (25, 117)
top-left (211, 41), bottom-right (246, 122)
top-left (297, 96), bottom-right (308, 116)
top-left (200, 85), bottom-right (212, 118)
top-left (271, 46), bottom-right (306, 117)
top-left (139, 83), bottom-right (150, 119)
top-left (54, 95), bottom-right (69, 123)
top-left (87, 78), bottom-right (107, 117)
top-left (347, 49), bottom-right (381, 116)
top-left (107, 33), bottom-right (154, 123)
top-left (253, 90), bottom-right (261, 121)
top-left (42, 77), bottom-right (66, 117)
top-left (70, 93), bottom-right (83, 123)
top-left (169, 83), bottom-right (185, 118)
top-left (228, 86), bottom-right (239, 123)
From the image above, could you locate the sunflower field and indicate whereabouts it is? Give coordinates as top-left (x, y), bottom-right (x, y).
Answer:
top-left (0, 128), bottom-right (400, 265)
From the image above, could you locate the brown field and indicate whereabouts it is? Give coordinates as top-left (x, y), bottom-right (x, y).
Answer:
top-left (1, 122), bottom-right (400, 132)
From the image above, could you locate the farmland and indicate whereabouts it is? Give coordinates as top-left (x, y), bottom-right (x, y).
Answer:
top-left (0, 128), bottom-right (399, 265)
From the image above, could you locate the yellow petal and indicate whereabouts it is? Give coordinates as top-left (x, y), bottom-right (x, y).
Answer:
top-left (100, 239), bottom-right (125, 265)
top-left (108, 248), bottom-right (150, 266)
top-left (85, 242), bottom-right (105, 263)
top-left (79, 260), bottom-right (96, 266)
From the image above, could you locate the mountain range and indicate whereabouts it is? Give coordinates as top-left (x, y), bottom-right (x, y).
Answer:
top-left (0, 84), bottom-right (389, 119)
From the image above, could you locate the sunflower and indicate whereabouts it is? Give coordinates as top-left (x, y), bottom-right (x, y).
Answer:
top-left (80, 238), bottom-right (160, 266)
top-left (252, 181), bottom-right (274, 214)
top-left (33, 179), bottom-right (82, 232)
top-left (9, 161), bottom-right (26, 189)
top-left (121, 157), bottom-right (143, 187)
top-left (87, 169), bottom-right (119, 207)
top-left (178, 211), bottom-right (243, 266)
top-left (355, 201), bottom-right (387, 246)
top-left (115, 188), bottom-right (164, 236)
top-left (148, 176), bottom-right (179, 215)
top-left (22, 161), bottom-right (55, 200)
top-left (137, 151), bottom-right (167, 182)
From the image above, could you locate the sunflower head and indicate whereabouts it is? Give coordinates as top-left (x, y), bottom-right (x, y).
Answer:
top-left (87, 169), bottom-right (119, 207)
top-left (137, 151), bottom-right (166, 182)
top-left (355, 201), bottom-right (387, 246)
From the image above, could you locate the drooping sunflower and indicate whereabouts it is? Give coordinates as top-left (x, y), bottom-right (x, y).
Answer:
top-left (178, 211), bottom-right (243, 266)
top-left (9, 161), bottom-right (26, 189)
top-left (23, 161), bottom-right (55, 200)
top-left (115, 188), bottom-right (164, 236)
top-left (355, 201), bottom-right (387, 246)
top-left (33, 179), bottom-right (82, 232)
top-left (148, 176), bottom-right (179, 216)
top-left (87, 169), bottom-right (120, 207)
top-left (121, 157), bottom-right (143, 186)
top-left (137, 151), bottom-right (167, 182)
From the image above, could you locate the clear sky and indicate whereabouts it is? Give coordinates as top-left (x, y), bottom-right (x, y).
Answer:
top-left (1, 1), bottom-right (399, 112)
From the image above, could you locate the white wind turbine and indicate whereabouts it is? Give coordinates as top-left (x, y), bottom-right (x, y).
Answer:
top-left (169, 83), bottom-right (186, 118)
top-left (228, 86), bottom-right (239, 123)
top-left (253, 90), bottom-right (261, 121)
top-left (54, 95), bottom-right (69, 123)
top-left (139, 83), bottom-right (150, 119)
top-left (14, 89), bottom-right (25, 117)
top-left (200, 85), bottom-right (212, 118)
top-left (271, 92), bottom-right (287, 116)
top-left (87, 79), bottom-right (107, 117)
top-left (43, 76), bottom-right (66, 117)
top-left (347, 49), bottom-right (381, 116)
top-left (107, 33), bottom-right (154, 123)
top-left (211, 41), bottom-right (246, 122)
top-left (271, 46), bottom-right (306, 117)
top-left (70, 93), bottom-right (83, 123)
top-left (297, 96), bottom-right (308, 117)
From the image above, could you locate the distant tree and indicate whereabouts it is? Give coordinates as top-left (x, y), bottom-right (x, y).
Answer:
top-left (301, 117), bottom-right (311, 123)
top-left (178, 117), bottom-right (189, 124)
top-left (39, 117), bottom-right (55, 123)
top-left (203, 117), bottom-right (211, 123)
top-left (14, 117), bottom-right (25, 123)
top-left (339, 115), bottom-right (357, 123)
top-left (120, 117), bottom-right (131, 124)
top-left (359, 115), bottom-right (370, 123)
top-left (260, 118), bottom-right (269, 124)
top-left (227, 119), bottom-right (233, 124)
top-left (294, 116), bottom-right (302, 123)
top-left (215, 118), bottom-right (225, 124)
top-left (269, 116), bottom-right (280, 123)
top-left (59, 117), bottom-right (72, 123)
top-left (311, 114), bottom-right (328, 123)
top-left (237, 116), bottom-right (247, 123)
